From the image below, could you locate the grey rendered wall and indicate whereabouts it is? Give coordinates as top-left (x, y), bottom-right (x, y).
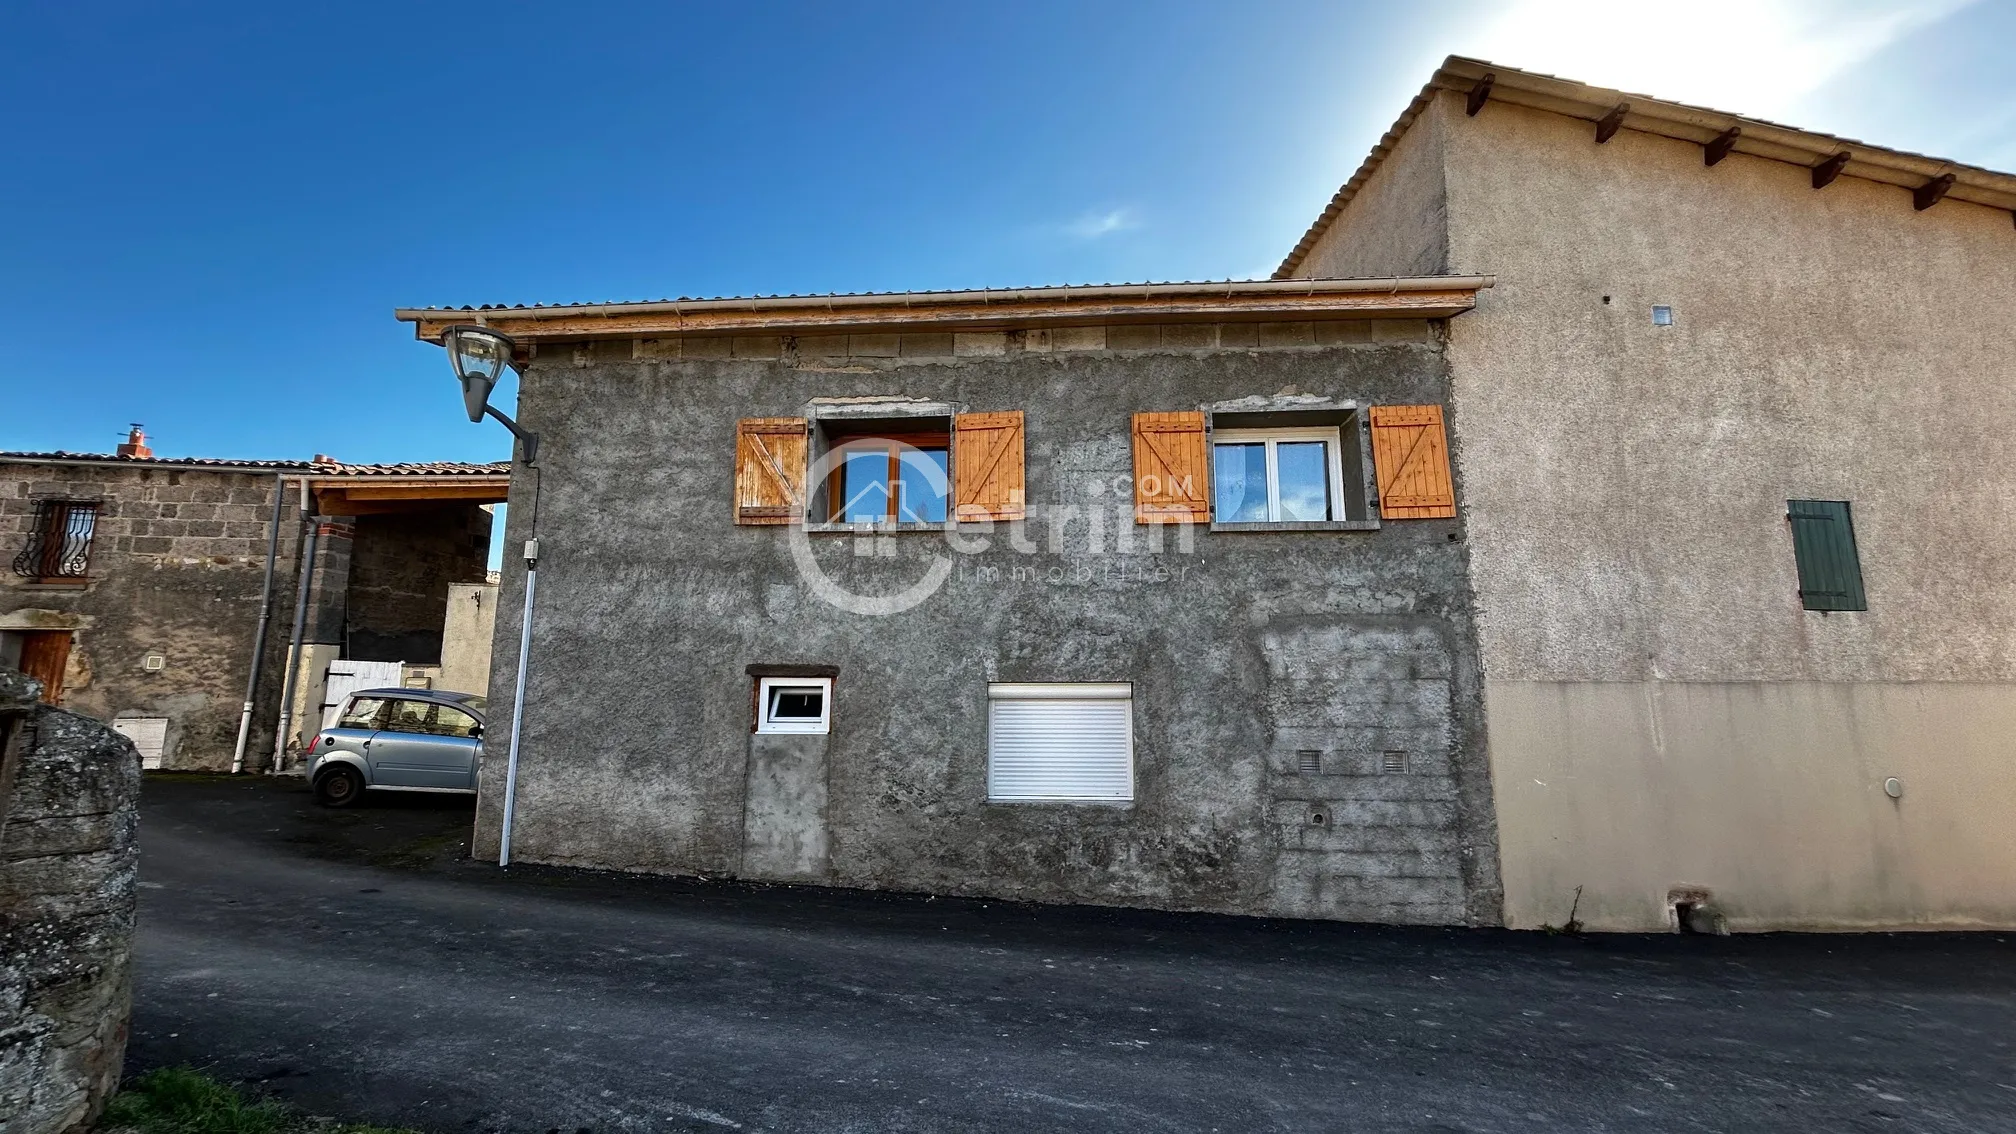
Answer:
top-left (1293, 99), bottom-right (1449, 279)
top-left (1435, 90), bottom-right (2016, 930)
top-left (477, 322), bottom-right (1503, 926)
top-left (0, 464), bottom-right (304, 770)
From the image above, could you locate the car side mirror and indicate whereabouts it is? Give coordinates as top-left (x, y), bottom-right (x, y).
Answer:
top-left (470, 724), bottom-right (483, 739)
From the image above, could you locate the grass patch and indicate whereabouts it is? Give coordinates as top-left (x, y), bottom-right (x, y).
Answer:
top-left (103, 1067), bottom-right (417, 1134)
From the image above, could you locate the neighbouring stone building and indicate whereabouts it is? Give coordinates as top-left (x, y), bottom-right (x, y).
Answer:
top-left (0, 434), bottom-right (508, 770)
top-left (397, 58), bottom-right (2016, 933)
top-left (1277, 58), bottom-right (2016, 931)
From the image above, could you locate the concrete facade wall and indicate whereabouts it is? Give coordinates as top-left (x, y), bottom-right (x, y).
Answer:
top-left (437, 581), bottom-right (498, 697)
top-left (1300, 90), bottom-right (2016, 930)
top-left (0, 463), bottom-right (305, 770)
top-left (1295, 101), bottom-right (1449, 280)
top-left (478, 321), bottom-right (1505, 925)
top-left (0, 668), bottom-right (140, 1134)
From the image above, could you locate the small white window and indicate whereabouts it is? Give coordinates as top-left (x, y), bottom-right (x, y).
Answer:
top-left (1211, 427), bottom-right (1348, 523)
top-left (987, 683), bottom-right (1133, 803)
top-left (756, 676), bottom-right (832, 734)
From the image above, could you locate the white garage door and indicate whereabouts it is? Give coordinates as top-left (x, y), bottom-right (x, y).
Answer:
top-left (986, 682), bottom-right (1133, 803)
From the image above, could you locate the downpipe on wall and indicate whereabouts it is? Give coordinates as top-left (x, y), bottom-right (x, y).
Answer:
top-left (231, 472), bottom-right (289, 774)
top-left (498, 537), bottom-right (538, 867)
top-left (271, 491), bottom-right (320, 774)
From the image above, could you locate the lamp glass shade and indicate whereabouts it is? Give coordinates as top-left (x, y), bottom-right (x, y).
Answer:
top-left (445, 326), bottom-right (514, 385)
top-left (443, 326), bottom-right (516, 424)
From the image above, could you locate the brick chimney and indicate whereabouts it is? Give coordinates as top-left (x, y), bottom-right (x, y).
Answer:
top-left (116, 424), bottom-right (152, 459)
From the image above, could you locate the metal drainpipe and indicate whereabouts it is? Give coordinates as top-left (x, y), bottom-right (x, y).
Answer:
top-left (271, 503), bottom-right (320, 774)
top-left (497, 537), bottom-right (538, 867)
top-left (230, 472), bottom-right (289, 774)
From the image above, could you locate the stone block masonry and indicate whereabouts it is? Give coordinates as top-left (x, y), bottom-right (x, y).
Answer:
top-left (0, 462), bottom-right (307, 769)
top-left (0, 666), bottom-right (140, 1134)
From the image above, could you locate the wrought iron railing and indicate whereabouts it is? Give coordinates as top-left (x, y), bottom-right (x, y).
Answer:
top-left (12, 500), bottom-right (99, 580)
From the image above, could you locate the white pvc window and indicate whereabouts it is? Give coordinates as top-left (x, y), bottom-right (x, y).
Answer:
top-left (1211, 427), bottom-right (1347, 522)
top-left (986, 683), bottom-right (1134, 803)
top-left (757, 677), bottom-right (832, 734)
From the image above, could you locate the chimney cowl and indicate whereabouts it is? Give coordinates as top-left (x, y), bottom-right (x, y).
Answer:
top-left (116, 425), bottom-right (153, 460)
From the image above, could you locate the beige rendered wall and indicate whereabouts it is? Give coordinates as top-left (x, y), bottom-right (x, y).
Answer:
top-left (1296, 100), bottom-right (1449, 279)
top-left (438, 582), bottom-right (497, 698)
top-left (1428, 89), bottom-right (2016, 930)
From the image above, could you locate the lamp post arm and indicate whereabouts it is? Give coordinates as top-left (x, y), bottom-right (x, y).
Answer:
top-left (483, 405), bottom-right (541, 465)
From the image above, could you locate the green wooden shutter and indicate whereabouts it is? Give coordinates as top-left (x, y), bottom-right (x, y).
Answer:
top-left (1787, 500), bottom-right (1867, 611)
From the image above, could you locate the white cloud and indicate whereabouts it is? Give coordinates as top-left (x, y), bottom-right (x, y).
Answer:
top-left (1063, 207), bottom-right (1139, 240)
top-left (1453, 0), bottom-right (1975, 121)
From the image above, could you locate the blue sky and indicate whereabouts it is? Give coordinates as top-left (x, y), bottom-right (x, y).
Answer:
top-left (2, 0), bottom-right (2011, 470)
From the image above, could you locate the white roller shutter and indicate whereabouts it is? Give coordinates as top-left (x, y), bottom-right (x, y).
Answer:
top-left (987, 683), bottom-right (1133, 803)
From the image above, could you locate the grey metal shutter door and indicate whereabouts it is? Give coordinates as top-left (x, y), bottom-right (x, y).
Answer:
top-left (987, 683), bottom-right (1134, 803)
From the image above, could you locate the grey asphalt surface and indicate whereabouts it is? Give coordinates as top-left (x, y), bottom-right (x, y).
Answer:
top-left (132, 774), bottom-right (2016, 1133)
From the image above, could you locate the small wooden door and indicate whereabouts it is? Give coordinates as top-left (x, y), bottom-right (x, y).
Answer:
top-left (17, 631), bottom-right (72, 704)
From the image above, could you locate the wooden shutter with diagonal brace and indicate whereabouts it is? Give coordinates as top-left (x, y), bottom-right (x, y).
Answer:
top-left (953, 411), bottom-right (1025, 521)
top-left (734, 417), bottom-right (808, 525)
top-left (1131, 412), bottom-right (1210, 524)
top-left (1369, 405), bottom-right (1457, 519)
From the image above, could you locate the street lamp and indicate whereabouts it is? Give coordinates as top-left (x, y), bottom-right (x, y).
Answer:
top-left (437, 323), bottom-right (540, 867)
top-left (442, 324), bottom-right (539, 463)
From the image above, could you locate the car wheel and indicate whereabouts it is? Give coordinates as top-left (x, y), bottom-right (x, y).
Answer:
top-left (314, 765), bottom-right (366, 808)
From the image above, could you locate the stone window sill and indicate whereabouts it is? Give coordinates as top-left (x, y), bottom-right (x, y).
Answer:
top-left (1208, 520), bottom-right (1380, 533)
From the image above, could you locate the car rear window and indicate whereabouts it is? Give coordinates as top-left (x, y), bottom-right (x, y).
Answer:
top-left (338, 697), bottom-right (386, 730)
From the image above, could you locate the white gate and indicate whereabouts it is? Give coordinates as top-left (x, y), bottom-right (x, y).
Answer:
top-left (319, 660), bottom-right (406, 730)
top-left (113, 716), bottom-right (169, 770)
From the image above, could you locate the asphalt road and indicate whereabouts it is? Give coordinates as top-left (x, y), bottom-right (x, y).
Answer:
top-left (132, 774), bottom-right (2016, 1133)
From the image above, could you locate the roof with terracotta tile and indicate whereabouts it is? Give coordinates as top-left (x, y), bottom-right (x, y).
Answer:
top-left (0, 451), bottom-right (509, 476)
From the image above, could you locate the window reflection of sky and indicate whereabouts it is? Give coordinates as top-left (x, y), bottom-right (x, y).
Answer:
top-left (836, 444), bottom-right (948, 523)
top-left (838, 450), bottom-right (891, 522)
top-left (1213, 443), bottom-right (1268, 522)
top-left (1276, 441), bottom-right (1331, 521)
top-left (899, 449), bottom-right (949, 523)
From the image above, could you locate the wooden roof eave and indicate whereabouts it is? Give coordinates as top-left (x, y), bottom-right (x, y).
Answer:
top-left (396, 279), bottom-right (1490, 345)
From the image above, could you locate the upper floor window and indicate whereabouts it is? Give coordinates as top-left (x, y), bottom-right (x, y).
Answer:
top-left (733, 411), bottom-right (1026, 527)
top-left (12, 499), bottom-right (99, 580)
top-left (1211, 427), bottom-right (1347, 523)
top-left (825, 429), bottom-right (951, 524)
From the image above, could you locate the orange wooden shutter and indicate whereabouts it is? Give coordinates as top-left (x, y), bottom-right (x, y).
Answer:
top-left (953, 411), bottom-right (1025, 521)
top-left (1369, 405), bottom-right (1456, 519)
top-left (734, 417), bottom-right (808, 525)
top-left (1131, 412), bottom-right (1210, 523)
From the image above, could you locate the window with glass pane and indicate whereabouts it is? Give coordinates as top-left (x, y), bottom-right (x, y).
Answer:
top-left (827, 433), bottom-right (950, 524)
top-left (433, 706), bottom-right (481, 738)
top-left (386, 700), bottom-right (433, 733)
top-left (757, 676), bottom-right (832, 734)
top-left (338, 697), bottom-right (388, 730)
top-left (1210, 428), bottom-right (1345, 522)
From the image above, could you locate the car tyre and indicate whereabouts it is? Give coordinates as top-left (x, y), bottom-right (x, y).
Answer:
top-left (314, 765), bottom-right (366, 808)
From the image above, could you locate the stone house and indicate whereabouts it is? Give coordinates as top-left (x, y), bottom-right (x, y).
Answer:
top-left (0, 433), bottom-right (508, 770)
top-left (400, 58), bottom-right (2016, 932)
top-left (1275, 59), bottom-right (2016, 931)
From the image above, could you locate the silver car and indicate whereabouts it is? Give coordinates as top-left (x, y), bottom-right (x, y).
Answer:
top-left (305, 687), bottom-right (486, 807)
